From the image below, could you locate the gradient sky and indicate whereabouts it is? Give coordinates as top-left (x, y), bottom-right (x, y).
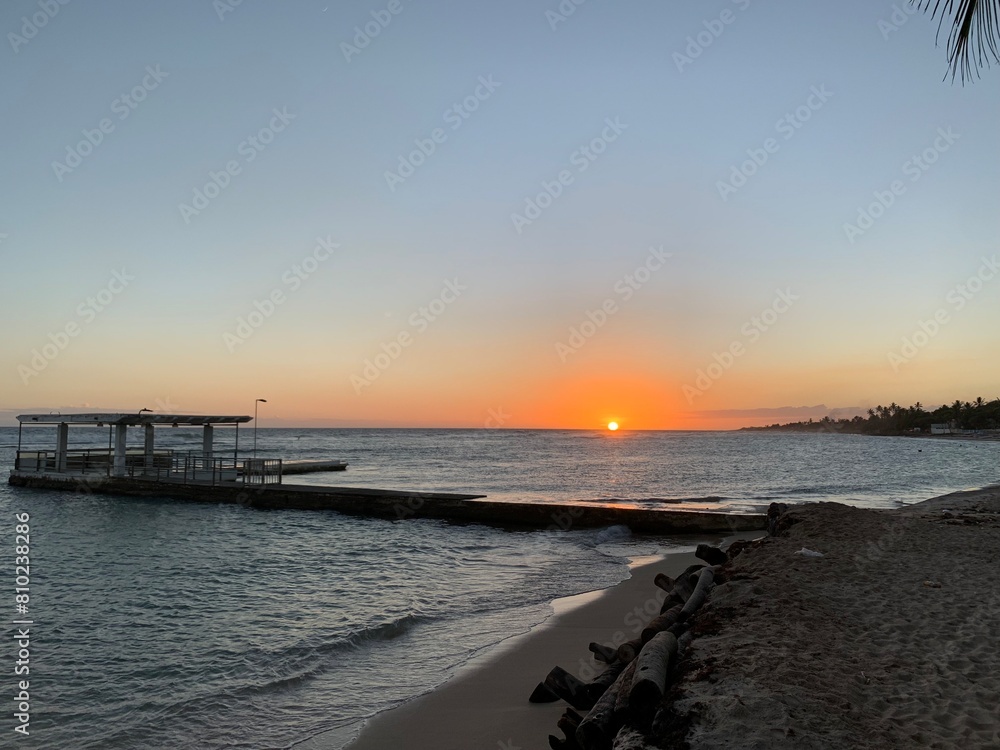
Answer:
top-left (2, 0), bottom-right (998, 429)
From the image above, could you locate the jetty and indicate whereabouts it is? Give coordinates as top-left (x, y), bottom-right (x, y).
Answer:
top-left (8, 412), bottom-right (766, 534)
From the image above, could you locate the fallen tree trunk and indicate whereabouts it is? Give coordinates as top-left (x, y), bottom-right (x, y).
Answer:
top-left (659, 564), bottom-right (705, 613)
top-left (530, 682), bottom-right (560, 703)
top-left (587, 661), bottom-right (625, 702)
top-left (640, 604), bottom-right (682, 643)
top-left (537, 666), bottom-right (597, 710)
top-left (628, 632), bottom-right (678, 717)
top-left (589, 642), bottom-right (619, 664)
top-left (616, 638), bottom-right (644, 664)
top-left (558, 708), bottom-right (583, 736)
top-left (612, 661), bottom-right (638, 719)
top-left (678, 566), bottom-right (715, 621)
top-left (577, 661), bottom-right (635, 750)
top-left (653, 572), bottom-right (674, 592)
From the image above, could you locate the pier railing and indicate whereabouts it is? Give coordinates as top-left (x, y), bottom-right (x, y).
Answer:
top-left (14, 448), bottom-right (171, 475)
top-left (242, 458), bottom-right (283, 486)
top-left (14, 449), bottom-right (283, 487)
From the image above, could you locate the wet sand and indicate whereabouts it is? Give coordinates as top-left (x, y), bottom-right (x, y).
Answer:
top-left (342, 534), bottom-right (753, 750)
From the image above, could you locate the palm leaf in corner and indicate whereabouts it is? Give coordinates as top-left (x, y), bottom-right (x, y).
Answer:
top-left (915, 0), bottom-right (1000, 81)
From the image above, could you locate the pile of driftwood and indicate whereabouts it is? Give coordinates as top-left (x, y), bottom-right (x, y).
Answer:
top-left (529, 541), bottom-right (747, 750)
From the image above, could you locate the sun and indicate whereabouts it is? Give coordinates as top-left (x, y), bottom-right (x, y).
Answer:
top-left (607, 422), bottom-right (619, 431)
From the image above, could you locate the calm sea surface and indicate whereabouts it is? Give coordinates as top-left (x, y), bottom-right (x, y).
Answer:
top-left (1, 428), bottom-right (996, 749)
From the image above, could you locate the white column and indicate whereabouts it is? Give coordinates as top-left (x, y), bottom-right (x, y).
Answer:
top-left (56, 423), bottom-right (69, 472)
top-left (202, 424), bottom-right (214, 458)
top-left (144, 424), bottom-right (155, 472)
top-left (113, 424), bottom-right (128, 477)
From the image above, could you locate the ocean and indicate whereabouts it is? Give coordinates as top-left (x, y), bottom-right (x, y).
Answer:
top-left (1, 428), bottom-right (996, 749)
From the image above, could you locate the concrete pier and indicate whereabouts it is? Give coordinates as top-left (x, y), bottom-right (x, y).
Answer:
top-left (7, 472), bottom-right (766, 534)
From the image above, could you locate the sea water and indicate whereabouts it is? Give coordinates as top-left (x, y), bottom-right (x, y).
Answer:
top-left (0, 428), bottom-right (995, 749)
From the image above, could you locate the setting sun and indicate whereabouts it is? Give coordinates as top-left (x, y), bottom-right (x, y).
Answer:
top-left (607, 422), bottom-right (619, 431)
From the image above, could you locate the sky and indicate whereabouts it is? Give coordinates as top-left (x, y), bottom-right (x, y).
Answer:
top-left (1, 0), bottom-right (998, 430)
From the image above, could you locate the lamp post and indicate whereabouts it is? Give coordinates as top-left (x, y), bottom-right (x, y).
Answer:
top-left (253, 399), bottom-right (267, 459)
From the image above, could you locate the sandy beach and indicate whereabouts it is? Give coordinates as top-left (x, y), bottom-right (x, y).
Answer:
top-left (339, 487), bottom-right (1000, 750)
top-left (676, 486), bottom-right (1000, 749)
top-left (342, 534), bottom-right (753, 750)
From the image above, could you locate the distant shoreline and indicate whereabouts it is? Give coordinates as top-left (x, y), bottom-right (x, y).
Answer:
top-left (741, 426), bottom-right (1000, 441)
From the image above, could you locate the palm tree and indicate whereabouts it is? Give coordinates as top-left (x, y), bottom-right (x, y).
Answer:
top-left (917, 1), bottom-right (1000, 81)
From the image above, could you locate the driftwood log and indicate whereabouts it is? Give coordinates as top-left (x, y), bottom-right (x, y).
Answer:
top-left (550, 724), bottom-right (583, 750)
top-left (612, 661), bottom-right (638, 719)
top-left (530, 682), bottom-right (560, 703)
top-left (628, 631), bottom-right (678, 717)
top-left (679, 567), bottom-right (715, 620)
top-left (653, 572), bottom-right (674, 592)
top-left (658, 564), bottom-right (705, 613)
top-left (534, 666), bottom-right (596, 710)
top-left (589, 642), bottom-right (618, 664)
top-left (640, 603), bottom-right (682, 643)
top-left (576, 661), bottom-right (635, 750)
top-left (558, 708), bottom-right (583, 736)
top-left (616, 638), bottom-right (644, 664)
top-left (550, 711), bottom-right (584, 750)
top-left (695, 543), bottom-right (728, 565)
top-left (540, 557), bottom-right (723, 748)
top-left (588, 661), bottom-right (625, 699)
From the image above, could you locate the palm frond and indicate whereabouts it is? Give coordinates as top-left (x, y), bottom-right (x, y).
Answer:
top-left (914, 0), bottom-right (1000, 81)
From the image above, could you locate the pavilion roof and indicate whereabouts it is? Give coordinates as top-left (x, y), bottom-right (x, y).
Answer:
top-left (16, 413), bottom-right (252, 426)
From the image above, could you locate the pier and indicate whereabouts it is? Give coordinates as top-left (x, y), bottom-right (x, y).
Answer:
top-left (8, 412), bottom-right (766, 534)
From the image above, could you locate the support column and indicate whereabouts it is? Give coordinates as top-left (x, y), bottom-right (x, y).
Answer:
top-left (144, 424), bottom-right (155, 473)
top-left (56, 423), bottom-right (69, 472)
top-left (113, 424), bottom-right (128, 477)
top-left (202, 424), bottom-right (214, 458)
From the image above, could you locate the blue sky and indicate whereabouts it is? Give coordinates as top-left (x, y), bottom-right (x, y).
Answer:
top-left (1, 0), bottom-right (998, 428)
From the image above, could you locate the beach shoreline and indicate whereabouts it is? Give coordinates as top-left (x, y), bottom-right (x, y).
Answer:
top-left (322, 485), bottom-right (1000, 750)
top-left (322, 531), bottom-right (756, 750)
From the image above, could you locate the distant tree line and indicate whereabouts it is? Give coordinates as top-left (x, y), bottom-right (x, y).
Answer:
top-left (742, 398), bottom-right (1000, 435)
